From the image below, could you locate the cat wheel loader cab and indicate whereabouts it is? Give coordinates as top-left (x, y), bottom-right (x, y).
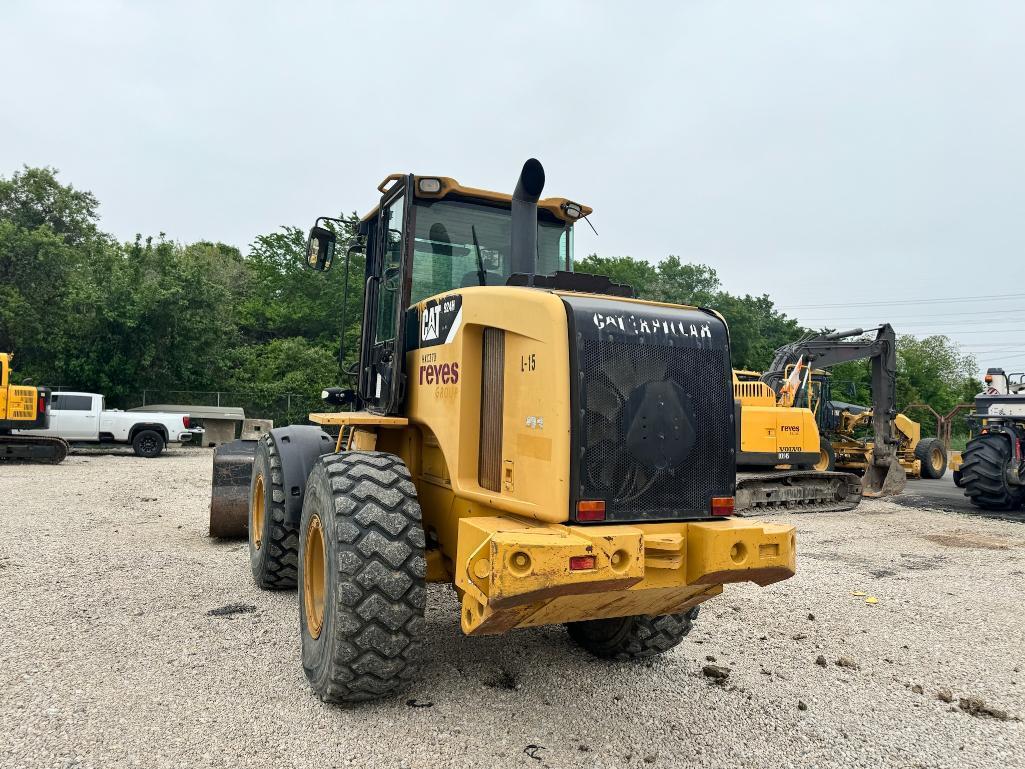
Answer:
top-left (0, 352), bottom-right (68, 464)
top-left (213, 159), bottom-right (797, 703)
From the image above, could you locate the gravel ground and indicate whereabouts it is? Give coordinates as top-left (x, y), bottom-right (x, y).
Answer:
top-left (2, 450), bottom-right (1023, 769)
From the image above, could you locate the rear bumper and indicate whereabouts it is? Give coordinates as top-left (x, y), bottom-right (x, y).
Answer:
top-left (176, 427), bottom-right (205, 443)
top-left (455, 516), bottom-right (796, 635)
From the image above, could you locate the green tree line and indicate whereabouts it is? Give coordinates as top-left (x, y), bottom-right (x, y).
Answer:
top-left (1, 166), bottom-right (979, 432)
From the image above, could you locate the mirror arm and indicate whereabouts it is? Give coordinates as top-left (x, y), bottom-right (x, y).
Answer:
top-left (339, 245), bottom-right (352, 366)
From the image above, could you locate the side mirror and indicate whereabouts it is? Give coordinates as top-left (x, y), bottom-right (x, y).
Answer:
top-left (305, 226), bottom-right (337, 271)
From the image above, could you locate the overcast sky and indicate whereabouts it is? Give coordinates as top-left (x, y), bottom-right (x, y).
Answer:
top-left (2, 1), bottom-right (1023, 370)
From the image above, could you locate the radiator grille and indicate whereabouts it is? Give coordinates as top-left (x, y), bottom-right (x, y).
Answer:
top-left (478, 327), bottom-right (505, 491)
top-left (734, 380), bottom-right (776, 405)
top-left (575, 340), bottom-right (734, 521)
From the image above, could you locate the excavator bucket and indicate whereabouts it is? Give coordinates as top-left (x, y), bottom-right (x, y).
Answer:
top-left (209, 439), bottom-right (256, 538)
top-left (861, 454), bottom-right (906, 498)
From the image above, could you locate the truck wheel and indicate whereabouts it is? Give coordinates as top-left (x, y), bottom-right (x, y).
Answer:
top-left (299, 451), bottom-right (426, 702)
top-left (566, 607), bottom-right (699, 661)
top-left (914, 438), bottom-right (947, 479)
top-left (132, 429), bottom-right (165, 458)
top-left (249, 433), bottom-right (299, 589)
top-left (961, 434), bottom-right (1025, 510)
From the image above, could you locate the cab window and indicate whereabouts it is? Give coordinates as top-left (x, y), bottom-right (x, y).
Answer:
top-left (409, 199), bottom-right (572, 305)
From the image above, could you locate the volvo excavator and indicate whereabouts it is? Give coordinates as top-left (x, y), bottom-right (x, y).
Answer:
top-left (733, 326), bottom-right (906, 513)
top-left (0, 352), bottom-right (68, 463)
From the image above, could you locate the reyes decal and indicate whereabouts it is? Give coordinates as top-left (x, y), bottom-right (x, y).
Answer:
top-left (418, 362), bottom-right (460, 385)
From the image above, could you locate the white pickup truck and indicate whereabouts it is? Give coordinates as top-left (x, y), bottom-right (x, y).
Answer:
top-left (21, 392), bottom-right (201, 457)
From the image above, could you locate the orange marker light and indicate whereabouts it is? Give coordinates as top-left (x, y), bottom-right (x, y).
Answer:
top-left (569, 555), bottom-right (596, 571)
top-left (711, 497), bottom-right (735, 516)
top-left (576, 500), bottom-right (606, 521)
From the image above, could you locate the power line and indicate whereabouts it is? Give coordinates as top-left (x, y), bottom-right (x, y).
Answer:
top-left (779, 291), bottom-right (1025, 310)
top-left (798, 308), bottom-right (1025, 322)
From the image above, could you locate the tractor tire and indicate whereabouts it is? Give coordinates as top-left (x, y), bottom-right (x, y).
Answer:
top-left (299, 451), bottom-right (427, 703)
top-left (248, 433), bottom-right (300, 590)
top-left (810, 437), bottom-right (836, 472)
top-left (915, 438), bottom-right (947, 479)
top-left (132, 429), bottom-right (165, 458)
top-left (566, 607), bottom-right (699, 661)
top-left (961, 433), bottom-right (1025, 511)
top-left (952, 469), bottom-right (966, 488)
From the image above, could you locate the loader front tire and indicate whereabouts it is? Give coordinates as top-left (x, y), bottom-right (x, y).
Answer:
top-left (248, 433), bottom-right (299, 590)
top-left (299, 451), bottom-right (427, 703)
top-left (566, 607), bottom-right (699, 661)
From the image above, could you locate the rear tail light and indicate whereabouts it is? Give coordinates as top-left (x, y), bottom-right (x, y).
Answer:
top-left (183, 416), bottom-right (190, 428)
top-left (576, 500), bottom-right (606, 522)
top-left (569, 555), bottom-right (596, 571)
top-left (38, 395), bottom-right (46, 415)
top-left (711, 496), bottom-right (735, 516)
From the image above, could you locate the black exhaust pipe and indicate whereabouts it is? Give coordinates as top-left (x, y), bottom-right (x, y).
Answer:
top-left (510, 158), bottom-right (545, 277)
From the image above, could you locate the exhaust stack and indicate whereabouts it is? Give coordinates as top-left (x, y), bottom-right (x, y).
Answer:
top-left (510, 158), bottom-right (546, 277)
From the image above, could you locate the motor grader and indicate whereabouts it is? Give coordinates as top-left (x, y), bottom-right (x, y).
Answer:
top-left (210, 160), bottom-right (796, 703)
top-left (828, 404), bottom-right (947, 480)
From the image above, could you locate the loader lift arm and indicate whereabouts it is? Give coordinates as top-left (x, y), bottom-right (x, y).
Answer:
top-left (760, 325), bottom-right (905, 497)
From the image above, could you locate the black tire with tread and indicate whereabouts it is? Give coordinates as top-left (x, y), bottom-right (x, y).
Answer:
top-left (132, 429), bottom-right (165, 458)
top-left (952, 469), bottom-right (965, 488)
top-left (961, 433), bottom-right (1025, 511)
top-left (914, 437), bottom-right (947, 480)
top-left (249, 433), bottom-right (299, 589)
top-left (300, 451), bottom-right (426, 703)
top-left (566, 607), bottom-right (699, 661)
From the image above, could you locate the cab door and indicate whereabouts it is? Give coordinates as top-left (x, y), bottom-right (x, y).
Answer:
top-left (361, 178), bottom-right (414, 414)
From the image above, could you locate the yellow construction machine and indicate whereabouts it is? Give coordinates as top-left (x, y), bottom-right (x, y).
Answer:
top-left (732, 327), bottom-right (906, 513)
top-left (0, 352), bottom-right (68, 463)
top-left (830, 406), bottom-right (947, 480)
top-left (210, 160), bottom-right (797, 702)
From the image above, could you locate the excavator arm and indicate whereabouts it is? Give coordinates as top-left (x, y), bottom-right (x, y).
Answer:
top-left (761, 325), bottom-right (906, 498)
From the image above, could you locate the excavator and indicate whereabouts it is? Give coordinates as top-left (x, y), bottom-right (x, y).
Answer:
top-left (0, 352), bottom-right (68, 463)
top-left (733, 326), bottom-right (906, 512)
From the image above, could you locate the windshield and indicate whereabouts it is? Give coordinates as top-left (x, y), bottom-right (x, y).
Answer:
top-left (409, 199), bottom-right (573, 305)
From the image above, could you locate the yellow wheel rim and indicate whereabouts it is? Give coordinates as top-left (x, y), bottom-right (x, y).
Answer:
top-left (303, 514), bottom-right (327, 640)
top-left (251, 473), bottom-right (265, 550)
top-left (931, 446), bottom-right (944, 473)
top-left (814, 448), bottom-right (831, 471)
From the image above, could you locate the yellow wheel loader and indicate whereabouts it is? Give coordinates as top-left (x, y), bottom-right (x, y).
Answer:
top-left (0, 352), bottom-right (68, 463)
top-left (732, 327), bottom-right (907, 514)
top-left (210, 160), bottom-right (796, 703)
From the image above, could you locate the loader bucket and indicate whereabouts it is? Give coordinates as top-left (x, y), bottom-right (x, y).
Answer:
top-left (209, 439), bottom-right (257, 538)
top-left (861, 454), bottom-right (906, 498)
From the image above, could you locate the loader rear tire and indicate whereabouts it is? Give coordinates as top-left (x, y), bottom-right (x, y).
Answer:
top-left (299, 451), bottom-right (427, 703)
top-left (961, 433), bottom-right (1025, 511)
top-left (248, 433), bottom-right (299, 590)
top-left (915, 437), bottom-right (947, 479)
top-left (566, 607), bottom-right (699, 661)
